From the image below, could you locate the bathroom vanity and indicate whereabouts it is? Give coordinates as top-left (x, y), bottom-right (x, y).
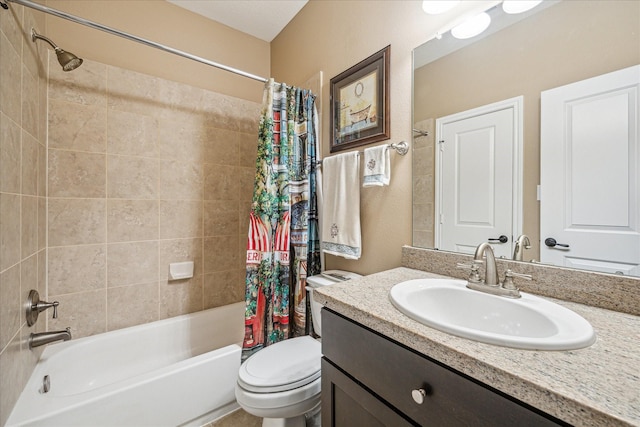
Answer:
top-left (322, 309), bottom-right (563, 426)
top-left (316, 252), bottom-right (640, 427)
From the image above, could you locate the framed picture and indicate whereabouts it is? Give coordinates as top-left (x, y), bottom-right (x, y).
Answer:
top-left (330, 45), bottom-right (390, 153)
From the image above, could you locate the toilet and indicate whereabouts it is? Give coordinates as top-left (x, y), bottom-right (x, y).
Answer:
top-left (235, 270), bottom-right (361, 427)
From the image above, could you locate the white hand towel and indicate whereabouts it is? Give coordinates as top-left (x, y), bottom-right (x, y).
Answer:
top-left (363, 145), bottom-right (390, 187)
top-left (321, 152), bottom-right (361, 259)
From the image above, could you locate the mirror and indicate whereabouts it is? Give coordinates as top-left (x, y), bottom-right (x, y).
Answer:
top-left (412, 0), bottom-right (639, 273)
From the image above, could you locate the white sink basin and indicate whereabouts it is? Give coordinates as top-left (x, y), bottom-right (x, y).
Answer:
top-left (389, 279), bottom-right (596, 350)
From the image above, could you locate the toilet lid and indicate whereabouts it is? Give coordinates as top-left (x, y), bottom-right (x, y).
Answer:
top-left (238, 336), bottom-right (321, 393)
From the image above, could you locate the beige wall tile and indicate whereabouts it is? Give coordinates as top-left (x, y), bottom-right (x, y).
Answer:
top-left (159, 200), bottom-right (203, 239)
top-left (48, 150), bottom-right (106, 198)
top-left (158, 160), bottom-right (203, 200)
top-left (0, 113), bottom-right (21, 194)
top-left (0, 193), bottom-right (21, 271)
top-left (21, 65), bottom-right (38, 138)
top-left (158, 238), bottom-right (203, 280)
top-left (0, 32), bottom-right (22, 124)
top-left (48, 289), bottom-right (107, 339)
top-left (107, 199), bottom-right (158, 243)
top-left (21, 195), bottom-right (38, 259)
top-left (20, 253), bottom-right (37, 316)
top-left (204, 236), bottom-right (238, 274)
top-left (412, 173), bottom-right (433, 206)
top-left (107, 282), bottom-right (159, 330)
top-left (202, 127), bottom-right (239, 166)
top-left (106, 109), bottom-right (158, 157)
top-left (48, 198), bottom-right (106, 247)
top-left (238, 166), bottom-right (256, 206)
top-left (238, 131), bottom-right (258, 168)
top-left (37, 143), bottom-right (45, 197)
top-left (107, 241), bottom-right (158, 288)
top-left (107, 66), bottom-right (160, 116)
top-left (48, 57), bottom-right (107, 106)
top-left (48, 99), bottom-right (107, 152)
top-left (0, 264), bottom-right (20, 351)
top-left (204, 200), bottom-right (239, 237)
top-left (21, 131), bottom-right (38, 196)
top-left (204, 270), bottom-right (244, 310)
top-left (204, 164), bottom-right (240, 201)
top-left (238, 235), bottom-right (248, 270)
top-left (158, 119), bottom-right (205, 163)
top-left (0, 2), bottom-right (22, 54)
top-left (107, 155), bottom-right (158, 199)
top-left (159, 275), bottom-right (203, 319)
top-left (37, 197), bottom-right (45, 251)
top-left (48, 245), bottom-right (106, 295)
top-left (156, 78), bottom-right (206, 114)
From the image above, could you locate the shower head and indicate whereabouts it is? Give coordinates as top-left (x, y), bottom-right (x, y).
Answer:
top-left (31, 28), bottom-right (83, 72)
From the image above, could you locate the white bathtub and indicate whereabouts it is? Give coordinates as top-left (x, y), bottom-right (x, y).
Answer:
top-left (7, 302), bottom-right (245, 427)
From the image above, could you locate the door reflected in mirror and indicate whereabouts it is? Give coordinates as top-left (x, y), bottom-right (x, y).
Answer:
top-left (412, 0), bottom-right (640, 276)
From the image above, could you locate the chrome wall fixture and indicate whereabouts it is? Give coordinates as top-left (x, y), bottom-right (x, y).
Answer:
top-left (31, 29), bottom-right (83, 72)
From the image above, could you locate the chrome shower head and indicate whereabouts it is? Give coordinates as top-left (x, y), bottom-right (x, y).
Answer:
top-left (31, 28), bottom-right (83, 72)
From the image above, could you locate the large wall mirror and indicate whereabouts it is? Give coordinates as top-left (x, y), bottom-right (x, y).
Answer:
top-left (412, 0), bottom-right (640, 275)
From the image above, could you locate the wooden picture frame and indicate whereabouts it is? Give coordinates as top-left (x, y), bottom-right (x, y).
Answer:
top-left (330, 45), bottom-right (390, 153)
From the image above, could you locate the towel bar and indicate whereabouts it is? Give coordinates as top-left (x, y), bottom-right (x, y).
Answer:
top-left (317, 141), bottom-right (409, 166)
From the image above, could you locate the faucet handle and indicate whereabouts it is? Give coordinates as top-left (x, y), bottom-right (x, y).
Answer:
top-left (501, 269), bottom-right (532, 290)
top-left (457, 262), bottom-right (481, 283)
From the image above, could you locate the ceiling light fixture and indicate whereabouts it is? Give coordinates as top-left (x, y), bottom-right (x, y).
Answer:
top-left (451, 12), bottom-right (491, 39)
top-left (422, 0), bottom-right (460, 15)
top-left (502, 0), bottom-right (543, 14)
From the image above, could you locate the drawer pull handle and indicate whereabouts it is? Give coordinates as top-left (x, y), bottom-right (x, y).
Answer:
top-left (411, 388), bottom-right (427, 404)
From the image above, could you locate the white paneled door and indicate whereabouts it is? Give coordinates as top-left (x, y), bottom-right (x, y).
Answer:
top-left (540, 65), bottom-right (640, 276)
top-left (436, 98), bottom-right (523, 258)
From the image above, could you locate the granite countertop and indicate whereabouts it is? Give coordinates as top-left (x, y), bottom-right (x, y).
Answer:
top-left (315, 267), bottom-right (640, 427)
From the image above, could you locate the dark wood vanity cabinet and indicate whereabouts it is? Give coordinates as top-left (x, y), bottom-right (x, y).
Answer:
top-left (321, 308), bottom-right (566, 427)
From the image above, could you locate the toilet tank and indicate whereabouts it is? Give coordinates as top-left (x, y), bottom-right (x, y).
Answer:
top-left (306, 270), bottom-right (362, 336)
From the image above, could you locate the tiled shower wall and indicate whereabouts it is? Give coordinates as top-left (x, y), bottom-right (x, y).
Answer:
top-left (46, 56), bottom-right (260, 338)
top-left (0, 4), bottom-right (47, 425)
top-left (412, 118), bottom-right (435, 248)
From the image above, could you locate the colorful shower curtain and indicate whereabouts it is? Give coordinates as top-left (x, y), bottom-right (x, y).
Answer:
top-left (243, 79), bottom-right (320, 360)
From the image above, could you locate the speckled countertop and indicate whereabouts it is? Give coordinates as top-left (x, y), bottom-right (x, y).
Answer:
top-left (315, 267), bottom-right (640, 427)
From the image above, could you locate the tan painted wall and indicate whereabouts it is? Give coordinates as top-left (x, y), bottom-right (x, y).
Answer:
top-left (413, 0), bottom-right (640, 260)
top-left (45, 0), bottom-right (270, 102)
top-left (271, 0), bottom-right (495, 275)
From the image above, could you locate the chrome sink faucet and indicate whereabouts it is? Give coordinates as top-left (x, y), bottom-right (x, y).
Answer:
top-left (457, 243), bottom-right (532, 298)
top-left (513, 234), bottom-right (532, 261)
top-left (473, 242), bottom-right (499, 285)
top-left (29, 327), bottom-right (71, 349)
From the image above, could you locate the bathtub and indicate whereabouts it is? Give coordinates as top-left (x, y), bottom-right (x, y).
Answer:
top-left (7, 302), bottom-right (245, 427)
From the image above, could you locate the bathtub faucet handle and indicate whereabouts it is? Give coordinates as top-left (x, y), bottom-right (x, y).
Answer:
top-left (37, 300), bottom-right (59, 319)
top-left (26, 290), bottom-right (60, 326)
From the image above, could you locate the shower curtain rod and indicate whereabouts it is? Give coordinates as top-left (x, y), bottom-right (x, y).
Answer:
top-left (2, 0), bottom-right (269, 83)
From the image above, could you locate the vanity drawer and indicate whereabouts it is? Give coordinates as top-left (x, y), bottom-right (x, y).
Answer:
top-left (321, 308), bottom-right (564, 426)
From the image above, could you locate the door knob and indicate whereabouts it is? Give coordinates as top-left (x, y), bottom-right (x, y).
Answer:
top-left (488, 235), bottom-right (508, 243)
top-left (544, 238), bottom-right (570, 248)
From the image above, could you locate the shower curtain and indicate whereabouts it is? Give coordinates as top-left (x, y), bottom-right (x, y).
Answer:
top-left (243, 79), bottom-right (320, 360)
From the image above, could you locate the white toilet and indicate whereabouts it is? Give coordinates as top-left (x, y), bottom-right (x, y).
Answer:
top-left (235, 270), bottom-right (361, 427)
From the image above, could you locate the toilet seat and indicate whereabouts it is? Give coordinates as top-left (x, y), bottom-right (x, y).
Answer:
top-left (238, 336), bottom-right (321, 393)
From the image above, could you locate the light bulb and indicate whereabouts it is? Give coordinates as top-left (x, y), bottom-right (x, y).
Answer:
top-left (502, 0), bottom-right (543, 14)
top-left (451, 12), bottom-right (491, 39)
top-left (422, 0), bottom-right (460, 15)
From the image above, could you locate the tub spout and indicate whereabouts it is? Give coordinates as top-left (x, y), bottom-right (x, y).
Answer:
top-left (29, 327), bottom-right (71, 349)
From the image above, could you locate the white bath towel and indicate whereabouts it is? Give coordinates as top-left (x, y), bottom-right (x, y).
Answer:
top-left (363, 145), bottom-right (390, 187)
top-left (321, 152), bottom-right (361, 259)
